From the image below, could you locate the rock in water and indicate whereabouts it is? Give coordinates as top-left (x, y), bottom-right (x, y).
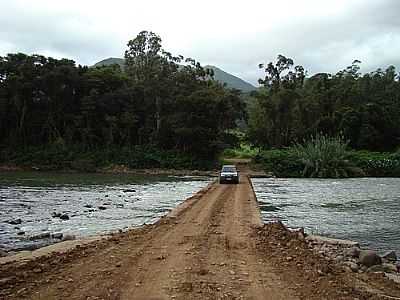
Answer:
top-left (29, 232), bottom-right (51, 240)
top-left (0, 249), bottom-right (8, 257)
top-left (7, 218), bottom-right (22, 225)
top-left (359, 250), bottom-right (382, 267)
top-left (60, 214), bottom-right (70, 220)
top-left (382, 250), bottom-right (397, 262)
top-left (51, 233), bottom-right (63, 239)
top-left (51, 212), bottom-right (62, 218)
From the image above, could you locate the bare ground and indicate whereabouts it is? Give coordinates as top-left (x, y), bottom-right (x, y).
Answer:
top-left (0, 173), bottom-right (399, 299)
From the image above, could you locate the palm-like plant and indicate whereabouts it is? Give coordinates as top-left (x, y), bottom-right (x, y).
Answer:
top-left (294, 134), bottom-right (353, 178)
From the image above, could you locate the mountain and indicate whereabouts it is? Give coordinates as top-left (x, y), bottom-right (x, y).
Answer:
top-left (93, 57), bottom-right (125, 69)
top-left (203, 65), bottom-right (256, 93)
top-left (93, 58), bottom-right (257, 92)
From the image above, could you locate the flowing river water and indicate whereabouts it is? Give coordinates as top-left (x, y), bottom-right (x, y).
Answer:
top-left (1, 172), bottom-right (399, 255)
top-left (0, 172), bottom-right (212, 252)
top-left (252, 177), bottom-right (400, 254)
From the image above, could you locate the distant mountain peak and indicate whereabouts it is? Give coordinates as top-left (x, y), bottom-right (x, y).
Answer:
top-left (93, 57), bottom-right (125, 69)
top-left (93, 58), bottom-right (256, 92)
top-left (203, 65), bottom-right (256, 92)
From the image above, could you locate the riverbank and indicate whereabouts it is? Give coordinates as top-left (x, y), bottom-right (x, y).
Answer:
top-left (0, 163), bottom-right (217, 176)
top-left (254, 149), bottom-right (400, 178)
top-left (1, 176), bottom-right (399, 299)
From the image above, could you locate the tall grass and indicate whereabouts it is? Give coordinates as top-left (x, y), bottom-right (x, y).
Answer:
top-left (293, 135), bottom-right (356, 178)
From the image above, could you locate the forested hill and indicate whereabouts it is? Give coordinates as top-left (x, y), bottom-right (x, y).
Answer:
top-left (93, 58), bottom-right (256, 92)
top-left (93, 57), bottom-right (125, 69)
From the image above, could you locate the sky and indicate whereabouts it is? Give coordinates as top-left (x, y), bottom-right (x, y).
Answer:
top-left (0, 0), bottom-right (399, 85)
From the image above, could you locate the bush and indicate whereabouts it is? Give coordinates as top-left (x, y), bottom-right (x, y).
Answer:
top-left (0, 144), bottom-right (217, 171)
top-left (293, 135), bottom-right (357, 178)
top-left (255, 138), bottom-right (400, 178)
top-left (222, 144), bottom-right (260, 159)
top-left (348, 150), bottom-right (400, 177)
top-left (255, 149), bottom-right (303, 177)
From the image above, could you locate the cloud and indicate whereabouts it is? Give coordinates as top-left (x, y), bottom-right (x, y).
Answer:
top-left (1, 0), bottom-right (399, 84)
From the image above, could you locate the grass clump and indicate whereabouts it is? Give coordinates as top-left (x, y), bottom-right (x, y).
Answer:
top-left (293, 135), bottom-right (357, 178)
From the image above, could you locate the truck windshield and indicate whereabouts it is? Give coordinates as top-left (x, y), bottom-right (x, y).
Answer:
top-left (222, 166), bottom-right (236, 172)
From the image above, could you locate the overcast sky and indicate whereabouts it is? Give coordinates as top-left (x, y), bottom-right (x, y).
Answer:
top-left (1, 0), bottom-right (399, 85)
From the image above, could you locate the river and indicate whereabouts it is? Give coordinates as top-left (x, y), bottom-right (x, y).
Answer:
top-left (0, 172), bottom-right (212, 252)
top-left (252, 177), bottom-right (400, 254)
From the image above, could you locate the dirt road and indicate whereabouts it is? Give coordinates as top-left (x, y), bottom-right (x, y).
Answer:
top-left (1, 174), bottom-right (400, 299)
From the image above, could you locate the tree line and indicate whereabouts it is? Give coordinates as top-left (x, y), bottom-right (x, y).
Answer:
top-left (0, 31), bottom-right (245, 168)
top-left (248, 55), bottom-right (400, 152)
top-left (1, 32), bottom-right (399, 170)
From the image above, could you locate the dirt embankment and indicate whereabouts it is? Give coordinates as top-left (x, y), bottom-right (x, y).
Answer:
top-left (0, 174), bottom-right (399, 299)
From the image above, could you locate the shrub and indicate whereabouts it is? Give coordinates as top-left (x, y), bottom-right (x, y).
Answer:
top-left (222, 144), bottom-right (260, 159)
top-left (293, 135), bottom-right (356, 178)
top-left (255, 149), bottom-right (303, 177)
top-left (348, 150), bottom-right (400, 177)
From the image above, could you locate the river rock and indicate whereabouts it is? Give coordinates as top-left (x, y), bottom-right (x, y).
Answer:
top-left (382, 250), bottom-right (397, 262)
top-left (386, 273), bottom-right (400, 284)
top-left (98, 206), bottom-right (107, 210)
top-left (51, 212), bottom-right (62, 218)
top-left (306, 235), bottom-right (359, 247)
top-left (51, 233), bottom-right (63, 239)
top-left (62, 234), bottom-right (76, 241)
top-left (359, 250), bottom-right (382, 267)
top-left (367, 263), bottom-right (397, 273)
top-left (0, 249), bottom-right (8, 257)
top-left (84, 204), bottom-right (93, 208)
top-left (60, 214), bottom-right (70, 220)
top-left (344, 247), bottom-right (360, 258)
top-left (17, 231), bottom-right (25, 235)
top-left (7, 218), bottom-right (22, 225)
top-left (29, 232), bottom-right (51, 240)
top-left (334, 255), bottom-right (345, 263)
top-left (123, 189), bottom-right (136, 193)
top-left (343, 261), bottom-right (359, 272)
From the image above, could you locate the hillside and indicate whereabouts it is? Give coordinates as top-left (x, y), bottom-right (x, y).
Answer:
top-left (93, 58), bottom-right (256, 92)
top-left (93, 57), bottom-right (125, 69)
top-left (204, 65), bottom-right (256, 93)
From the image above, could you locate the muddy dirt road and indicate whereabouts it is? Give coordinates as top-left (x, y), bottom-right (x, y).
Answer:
top-left (1, 175), bottom-right (400, 299)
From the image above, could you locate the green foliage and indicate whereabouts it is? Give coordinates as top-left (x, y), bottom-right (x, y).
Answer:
top-left (0, 32), bottom-right (245, 169)
top-left (0, 145), bottom-right (215, 171)
top-left (255, 149), bottom-right (303, 177)
top-left (222, 144), bottom-right (259, 159)
top-left (254, 146), bottom-right (400, 178)
top-left (248, 55), bottom-right (400, 152)
top-left (348, 151), bottom-right (400, 177)
top-left (293, 135), bottom-right (357, 178)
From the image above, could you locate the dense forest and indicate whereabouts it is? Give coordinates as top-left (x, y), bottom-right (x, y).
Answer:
top-left (0, 31), bottom-right (245, 170)
top-left (245, 55), bottom-right (400, 177)
top-left (1, 31), bottom-right (399, 175)
top-left (248, 55), bottom-right (400, 152)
